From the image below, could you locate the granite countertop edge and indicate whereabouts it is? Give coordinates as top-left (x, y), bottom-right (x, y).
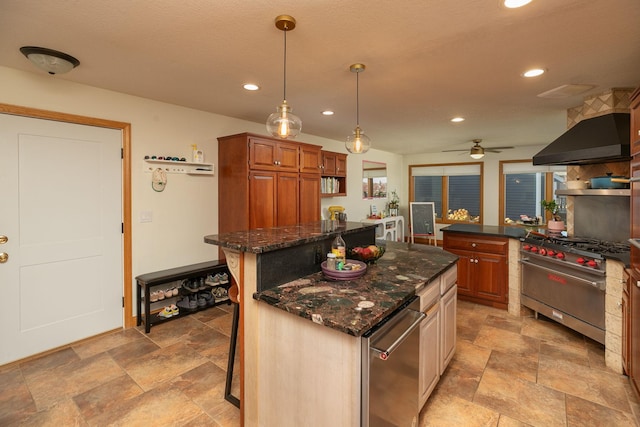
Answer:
top-left (441, 223), bottom-right (527, 239)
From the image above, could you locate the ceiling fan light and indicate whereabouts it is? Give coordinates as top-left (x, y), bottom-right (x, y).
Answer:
top-left (470, 145), bottom-right (485, 159)
top-left (20, 46), bottom-right (80, 75)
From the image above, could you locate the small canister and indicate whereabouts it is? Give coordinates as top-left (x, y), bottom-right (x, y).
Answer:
top-left (326, 253), bottom-right (337, 270)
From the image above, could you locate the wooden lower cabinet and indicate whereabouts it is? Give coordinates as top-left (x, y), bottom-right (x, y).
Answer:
top-left (443, 232), bottom-right (508, 309)
top-left (299, 173), bottom-right (321, 223)
top-left (419, 302), bottom-right (440, 408)
top-left (623, 268), bottom-right (631, 375)
top-left (631, 270), bottom-right (640, 397)
top-left (440, 284), bottom-right (457, 373)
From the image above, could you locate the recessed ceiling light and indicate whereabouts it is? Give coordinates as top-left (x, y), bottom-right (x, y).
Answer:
top-left (322, 110), bottom-right (334, 116)
top-left (503, 0), bottom-right (533, 8)
top-left (451, 117), bottom-right (465, 123)
top-left (523, 68), bottom-right (545, 78)
top-left (243, 83), bottom-right (260, 91)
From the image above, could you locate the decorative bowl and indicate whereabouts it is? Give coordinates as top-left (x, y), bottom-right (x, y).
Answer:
top-left (347, 245), bottom-right (386, 264)
top-left (321, 259), bottom-right (367, 281)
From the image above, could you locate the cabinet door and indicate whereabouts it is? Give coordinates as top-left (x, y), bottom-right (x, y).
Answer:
top-left (322, 151), bottom-right (337, 175)
top-left (419, 302), bottom-right (440, 409)
top-left (335, 153), bottom-right (347, 177)
top-left (249, 137), bottom-right (279, 171)
top-left (299, 173), bottom-right (320, 223)
top-left (449, 249), bottom-right (473, 297)
top-left (475, 252), bottom-right (508, 303)
top-left (631, 87), bottom-right (640, 156)
top-left (623, 269), bottom-right (630, 375)
top-left (300, 145), bottom-right (322, 175)
top-left (631, 271), bottom-right (640, 398)
top-left (276, 172), bottom-right (299, 226)
top-left (440, 285), bottom-right (457, 374)
top-left (249, 171), bottom-right (277, 229)
top-left (276, 141), bottom-right (300, 171)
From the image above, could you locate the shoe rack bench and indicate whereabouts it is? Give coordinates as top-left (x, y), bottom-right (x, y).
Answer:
top-left (136, 260), bottom-right (231, 333)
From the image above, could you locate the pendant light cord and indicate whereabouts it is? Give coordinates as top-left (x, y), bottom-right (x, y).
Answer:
top-left (282, 26), bottom-right (288, 101)
top-left (355, 70), bottom-right (360, 126)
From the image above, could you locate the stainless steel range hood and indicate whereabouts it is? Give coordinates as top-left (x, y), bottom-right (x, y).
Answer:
top-left (533, 113), bottom-right (630, 165)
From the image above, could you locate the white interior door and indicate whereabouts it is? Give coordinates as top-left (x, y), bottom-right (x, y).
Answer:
top-left (0, 114), bottom-right (123, 365)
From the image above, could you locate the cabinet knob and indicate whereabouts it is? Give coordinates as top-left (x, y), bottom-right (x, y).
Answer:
top-left (471, 243), bottom-right (477, 248)
top-left (0, 252), bottom-right (8, 263)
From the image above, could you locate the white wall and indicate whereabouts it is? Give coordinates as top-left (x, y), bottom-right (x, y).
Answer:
top-left (0, 66), bottom-right (403, 294)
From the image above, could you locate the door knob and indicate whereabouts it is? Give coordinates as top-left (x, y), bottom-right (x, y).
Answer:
top-left (0, 236), bottom-right (7, 244)
top-left (0, 253), bottom-right (8, 263)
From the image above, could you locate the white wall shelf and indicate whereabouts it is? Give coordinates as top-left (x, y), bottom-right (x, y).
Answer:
top-left (143, 159), bottom-right (214, 175)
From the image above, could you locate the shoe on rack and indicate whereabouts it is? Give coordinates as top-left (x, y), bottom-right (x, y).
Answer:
top-left (196, 294), bottom-right (207, 308)
top-left (219, 273), bottom-right (229, 284)
top-left (172, 287), bottom-right (179, 297)
top-left (169, 304), bottom-right (179, 316)
top-left (199, 291), bottom-right (214, 306)
top-left (150, 291), bottom-right (159, 302)
top-left (177, 296), bottom-right (197, 312)
top-left (158, 306), bottom-right (173, 318)
top-left (182, 279), bottom-right (198, 293)
top-left (157, 290), bottom-right (165, 300)
top-left (197, 277), bottom-right (208, 290)
top-left (207, 273), bottom-right (220, 285)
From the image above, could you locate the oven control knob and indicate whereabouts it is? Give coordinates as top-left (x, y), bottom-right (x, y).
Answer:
top-left (539, 248), bottom-right (547, 255)
top-left (530, 246), bottom-right (538, 253)
top-left (556, 252), bottom-right (565, 260)
top-left (547, 250), bottom-right (555, 256)
top-left (587, 259), bottom-right (598, 268)
top-left (576, 257), bottom-right (586, 264)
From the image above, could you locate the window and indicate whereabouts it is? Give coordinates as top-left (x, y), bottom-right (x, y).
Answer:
top-left (410, 163), bottom-right (483, 223)
top-left (500, 161), bottom-right (566, 225)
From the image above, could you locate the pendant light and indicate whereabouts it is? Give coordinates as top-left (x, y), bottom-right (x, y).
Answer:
top-left (345, 63), bottom-right (371, 154)
top-left (266, 15), bottom-right (302, 139)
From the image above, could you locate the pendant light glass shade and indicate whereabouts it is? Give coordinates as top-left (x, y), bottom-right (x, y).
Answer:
top-left (266, 100), bottom-right (302, 139)
top-left (345, 63), bottom-right (371, 154)
top-left (266, 15), bottom-right (301, 139)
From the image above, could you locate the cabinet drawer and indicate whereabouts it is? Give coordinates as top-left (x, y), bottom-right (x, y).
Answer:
top-left (443, 233), bottom-right (507, 255)
top-left (417, 280), bottom-right (440, 312)
top-left (440, 264), bottom-right (457, 295)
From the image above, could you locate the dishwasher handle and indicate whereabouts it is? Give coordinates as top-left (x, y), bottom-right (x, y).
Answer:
top-left (370, 309), bottom-right (425, 361)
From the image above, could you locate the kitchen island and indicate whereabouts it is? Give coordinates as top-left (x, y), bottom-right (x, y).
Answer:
top-left (204, 221), bottom-right (457, 426)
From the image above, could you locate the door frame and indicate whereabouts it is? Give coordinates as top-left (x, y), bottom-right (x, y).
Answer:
top-left (0, 103), bottom-right (134, 328)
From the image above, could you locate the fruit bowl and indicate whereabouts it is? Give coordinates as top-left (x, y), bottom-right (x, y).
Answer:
top-left (347, 245), bottom-right (386, 264)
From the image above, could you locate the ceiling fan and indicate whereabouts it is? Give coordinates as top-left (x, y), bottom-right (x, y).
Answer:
top-left (442, 139), bottom-right (514, 159)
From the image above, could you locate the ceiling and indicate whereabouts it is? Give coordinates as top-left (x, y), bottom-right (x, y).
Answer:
top-left (1, 0), bottom-right (639, 155)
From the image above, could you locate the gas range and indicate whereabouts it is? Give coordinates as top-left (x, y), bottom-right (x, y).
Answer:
top-left (520, 234), bottom-right (630, 274)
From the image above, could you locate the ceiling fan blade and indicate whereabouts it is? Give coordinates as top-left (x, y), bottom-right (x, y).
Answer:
top-left (441, 149), bottom-right (469, 152)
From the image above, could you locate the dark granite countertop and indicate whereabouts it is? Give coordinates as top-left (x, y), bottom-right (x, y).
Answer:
top-left (441, 223), bottom-right (527, 239)
top-left (204, 220), bottom-right (375, 253)
top-left (253, 242), bottom-right (458, 337)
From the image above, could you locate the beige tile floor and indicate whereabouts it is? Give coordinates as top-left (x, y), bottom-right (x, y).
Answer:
top-left (1, 300), bottom-right (639, 426)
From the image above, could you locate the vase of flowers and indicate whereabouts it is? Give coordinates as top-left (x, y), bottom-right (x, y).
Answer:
top-left (388, 190), bottom-right (400, 217)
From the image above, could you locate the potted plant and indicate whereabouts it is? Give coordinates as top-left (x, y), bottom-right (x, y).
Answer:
top-left (540, 199), bottom-right (564, 232)
top-left (388, 190), bottom-right (400, 216)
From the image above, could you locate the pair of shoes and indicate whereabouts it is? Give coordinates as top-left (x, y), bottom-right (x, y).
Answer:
top-left (212, 286), bottom-right (228, 300)
top-left (165, 287), bottom-right (179, 297)
top-left (199, 291), bottom-right (214, 307)
top-left (158, 304), bottom-right (179, 318)
top-left (177, 296), bottom-right (197, 312)
top-left (151, 290), bottom-right (166, 302)
top-left (182, 279), bottom-right (200, 293)
top-left (207, 273), bottom-right (220, 285)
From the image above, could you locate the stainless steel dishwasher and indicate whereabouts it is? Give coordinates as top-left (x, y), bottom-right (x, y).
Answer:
top-left (361, 296), bottom-right (425, 427)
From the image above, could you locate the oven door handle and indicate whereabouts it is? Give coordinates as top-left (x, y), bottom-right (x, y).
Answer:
top-left (519, 259), bottom-right (603, 289)
top-left (370, 309), bottom-right (425, 361)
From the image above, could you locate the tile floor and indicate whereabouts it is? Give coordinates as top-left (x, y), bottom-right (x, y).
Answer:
top-left (1, 300), bottom-right (639, 426)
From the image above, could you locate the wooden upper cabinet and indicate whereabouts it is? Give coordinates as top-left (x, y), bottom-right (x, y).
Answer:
top-left (249, 136), bottom-right (299, 172)
top-left (322, 151), bottom-right (337, 175)
top-left (335, 153), bottom-right (347, 177)
top-left (299, 144), bottom-right (322, 175)
top-left (631, 87), bottom-right (640, 156)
